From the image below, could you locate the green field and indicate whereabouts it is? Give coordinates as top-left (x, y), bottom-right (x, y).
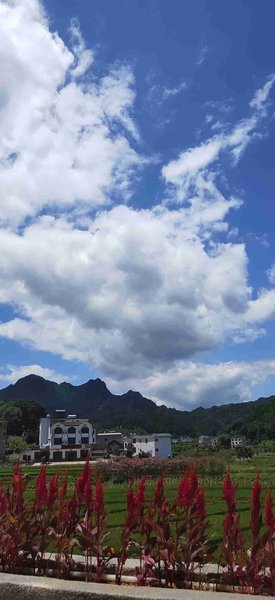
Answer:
top-left (0, 453), bottom-right (274, 552)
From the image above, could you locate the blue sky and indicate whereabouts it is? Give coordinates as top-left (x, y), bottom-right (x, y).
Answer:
top-left (0, 0), bottom-right (275, 409)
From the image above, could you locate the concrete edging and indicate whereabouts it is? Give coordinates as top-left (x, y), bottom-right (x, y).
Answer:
top-left (0, 573), bottom-right (266, 600)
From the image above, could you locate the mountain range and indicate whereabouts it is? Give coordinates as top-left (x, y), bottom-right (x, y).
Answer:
top-left (0, 374), bottom-right (274, 440)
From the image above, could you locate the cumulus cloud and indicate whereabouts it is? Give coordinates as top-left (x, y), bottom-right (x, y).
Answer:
top-left (0, 0), bottom-right (143, 225)
top-left (245, 289), bottom-right (275, 323)
top-left (0, 364), bottom-right (72, 385)
top-left (0, 202), bottom-right (271, 382)
top-left (107, 359), bottom-right (275, 409)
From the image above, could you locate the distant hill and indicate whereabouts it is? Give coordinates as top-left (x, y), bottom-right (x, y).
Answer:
top-left (0, 374), bottom-right (274, 440)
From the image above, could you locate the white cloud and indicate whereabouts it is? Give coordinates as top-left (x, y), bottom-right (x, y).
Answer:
top-left (267, 263), bottom-right (275, 285)
top-left (69, 18), bottom-right (94, 78)
top-left (162, 76), bottom-right (275, 200)
top-left (162, 138), bottom-right (221, 200)
top-left (0, 0), bottom-right (143, 225)
top-left (250, 74), bottom-right (275, 112)
top-left (162, 81), bottom-right (186, 101)
top-left (107, 359), bottom-right (275, 409)
top-left (246, 289), bottom-right (275, 323)
top-left (145, 73), bottom-right (186, 112)
top-left (0, 364), bottom-right (72, 385)
top-left (0, 202), bottom-right (270, 382)
top-left (196, 45), bottom-right (208, 66)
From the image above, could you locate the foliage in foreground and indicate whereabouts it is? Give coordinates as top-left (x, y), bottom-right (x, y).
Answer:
top-left (0, 458), bottom-right (274, 594)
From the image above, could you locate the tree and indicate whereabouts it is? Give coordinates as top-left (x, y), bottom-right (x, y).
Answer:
top-left (235, 446), bottom-right (253, 459)
top-left (0, 402), bottom-right (22, 435)
top-left (0, 400), bottom-right (45, 438)
top-left (6, 435), bottom-right (28, 454)
top-left (218, 435), bottom-right (231, 449)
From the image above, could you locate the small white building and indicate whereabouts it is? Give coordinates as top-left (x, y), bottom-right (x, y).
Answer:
top-left (231, 435), bottom-right (247, 448)
top-left (124, 433), bottom-right (172, 458)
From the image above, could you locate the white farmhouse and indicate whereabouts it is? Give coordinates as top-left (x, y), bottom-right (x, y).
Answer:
top-left (21, 411), bottom-right (96, 463)
top-left (124, 433), bottom-right (172, 458)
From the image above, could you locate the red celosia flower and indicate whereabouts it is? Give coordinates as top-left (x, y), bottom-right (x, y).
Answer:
top-left (135, 476), bottom-right (146, 510)
top-left (126, 481), bottom-right (134, 506)
top-left (0, 486), bottom-right (7, 514)
top-left (76, 452), bottom-right (92, 504)
top-left (223, 471), bottom-right (236, 513)
top-left (251, 472), bottom-right (262, 540)
top-left (125, 478), bottom-right (146, 526)
top-left (178, 469), bottom-right (198, 509)
top-left (84, 468), bottom-right (93, 511)
top-left (75, 474), bottom-right (85, 500)
top-left (222, 471), bottom-right (244, 557)
top-left (48, 474), bottom-right (59, 509)
top-left (35, 466), bottom-right (48, 511)
top-left (93, 478), bottom-right (104, 518)
top-left (265, 492), bottom-right (274, 534)
top-left (153, 476), bottom-right (164, 509)
top-left (126, 480), bottom-right (142, 527)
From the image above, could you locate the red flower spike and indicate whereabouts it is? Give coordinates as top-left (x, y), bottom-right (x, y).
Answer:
top-left (0, 487), bottom-right (7, 514)
top-left (35, 465), bottom-right (48, 511)
top-left (83, 451), bottom-right (91, 478)
top-left (84, 468), bottom-right (93, 510)
top-left (178, 469), bottom-right (198, 510)
top-left (75, 475), bottom-right (85, 500)
top-left (136, 476), bottom-right (146, 509)
top-left (153, 476), bottom-right (164, 509)
top-left (68, 493), bottom-right (78, 518)
top-left (93, 478), bottom-right (104, 518)
top-left (223, 471), bottom-right (236, 513)
top-left (48, 474), bottom-right (59, 509)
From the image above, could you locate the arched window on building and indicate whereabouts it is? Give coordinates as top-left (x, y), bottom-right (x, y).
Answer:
top-left (53, 426), bottom-right (63, 446)
top-left (81, 425), bottom-right (89, 445)
top-left (67, 426), bottom-right (76, 445)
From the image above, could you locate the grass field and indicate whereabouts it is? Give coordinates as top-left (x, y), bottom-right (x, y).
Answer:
top-left (0, 453), bottom-right (274, 552)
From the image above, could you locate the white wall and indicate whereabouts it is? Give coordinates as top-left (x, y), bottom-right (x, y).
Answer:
top-left (39, 417), bottom-right (51, 447)
top-left (134, 437), bottom-right (156, 457)
top-left (129, 435), bottom-right (172, 458)
top-left (40, 419), bottom-right (96, 448)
